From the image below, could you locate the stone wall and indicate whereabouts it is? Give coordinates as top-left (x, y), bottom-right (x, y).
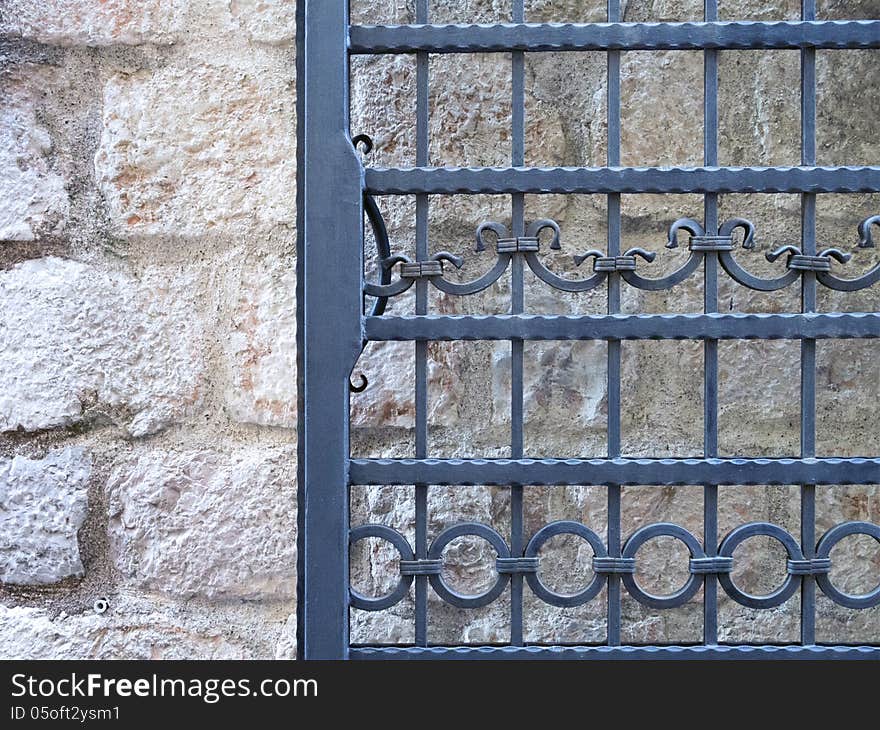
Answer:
top-left (0, 0), bottom-right (877, 658)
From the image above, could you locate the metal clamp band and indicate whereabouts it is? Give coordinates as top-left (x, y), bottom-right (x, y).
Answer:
top-left (400, 559), bottom-right (443, 576)
top-left (592, 556), bottom-right (637, 574)
top-left (593, 255), bottom-right (638, 272)
top-left (401, 260), bottom-right (445, 278)
top-left (787, 558), bottom-right (832, 575)
top-left (787, 254), bottom-right (833, 272)
top-left (496, 557), bottom-right (539, 574)
top-left (497, 237), bottom-right (540, 253)
top-left (689, 235), bottom-right (735, 252)
top-left (689, 556), bottom-right (734, 574)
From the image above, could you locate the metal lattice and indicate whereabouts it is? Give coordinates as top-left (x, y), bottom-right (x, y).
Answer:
top-left (296, 1), bottom-right (880, 659)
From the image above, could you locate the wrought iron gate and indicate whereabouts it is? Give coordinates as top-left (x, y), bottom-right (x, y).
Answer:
top-left (296, 1), bottom-right (880, 659)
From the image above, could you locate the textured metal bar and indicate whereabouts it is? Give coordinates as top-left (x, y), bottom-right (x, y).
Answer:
top-left (800, 0), bottom-right (818, 646)
top-left (606, 0), bottom-right (623, 649)
top-left (297, 0), bottom-right (362, 660)
top-left (349, 457), bottom-right (880, 487)
top-left (365, 165), bottom-right (880, 195)
top-left (349, 20), bottom-right (880, 54)
top-left (702, 0), bottom-right (720, 647)
top-left (414, 0), bottom-right (429, 649)
top-left (364, 313), bottom-right (880, 341)
top-left (350, 645), bottom-right (880, 660)
top-left (509, 0), bottom-right (525, 648)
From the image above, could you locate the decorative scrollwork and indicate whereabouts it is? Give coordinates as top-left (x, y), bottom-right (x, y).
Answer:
top-left (359, 190), bottom-right (880, 304)
top-left (817, 215), bottom-right (880, 292)
top-left (350, 520), bottom-right (880, 612)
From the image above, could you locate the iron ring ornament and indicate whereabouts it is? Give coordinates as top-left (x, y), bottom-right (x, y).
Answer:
top-left (524, 521), bottom-right (608, 607)
top-left (349, 524), bottom-right (415, 611)
top-left (426, 523), bottom-right (511, 609)
top-left (349, 520), bottom-right (880, 612)
top-left (620, 523), bottom-right (705, 609)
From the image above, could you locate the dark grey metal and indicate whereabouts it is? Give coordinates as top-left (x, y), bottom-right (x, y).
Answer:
top-left (297, 2), bottom-right (880, 660)
top-left (350, 646), bottom-right (880, 660)
top-left (702, 0), bottom-right (721, 646)
top-left (366, 165), bottom-right (880, 195)
top-left (349, 20), bottom-right (880, 54)
top-left (349, 457), bottom-right (880, 487)
top-left (364, 313), bottom-right (880, 341)
top-left (413, 0), bottom-right (429, 649)
top-left (606, 0), bottom-right (624, 647)
top-left (296, 0), bottom-right (362, 660)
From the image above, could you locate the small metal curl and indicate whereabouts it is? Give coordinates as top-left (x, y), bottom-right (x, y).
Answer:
top-left (765, 245), bottom-right (802, 264)
top-left (475, 221), bottom-right (511, 252)
top-left (349, 373), bottom-right (368, 393)
top-left (573, 249), bottom-right (605, 267)
top-left (93, 597), bottom-right (110, 615)
top-left (857, 214), bottom-right (880, 248)
top-left (623, 247), bottom-right (657, 263)
top-left (352, 134), bottom-right (374, 155)
top-left (818, 248), bottom-right (853, 265)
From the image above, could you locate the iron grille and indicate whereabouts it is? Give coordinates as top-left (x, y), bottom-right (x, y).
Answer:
top-left (296, 1), bottom-right (880, 659)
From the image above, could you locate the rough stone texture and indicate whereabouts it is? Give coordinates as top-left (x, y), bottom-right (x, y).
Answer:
top-left (0, 448), bottom-right (90, 585)
top-left (0, 0), bottom-right (182, 47)
top-left (0, 257), bottom-right (204, 436)
top-left (0, 593), bottom-right (288, 659)
top-left (228, 0), bottom-right (296, 45)
top-left (222, 254), bottom-right (297, 428)
top-left (94, 58), bottom-right (295, 237)
top-left (0, 65), bottom-right (69, 242)
top-left (1, 0), bottom-right (878, 657)
top-left (274, 613), bottom-right (297, 659)
top-left (107, 447), bottom-right (296, 601)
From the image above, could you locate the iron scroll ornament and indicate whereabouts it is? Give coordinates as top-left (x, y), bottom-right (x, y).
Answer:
top-left (360, 193), bottom-right (880, 301)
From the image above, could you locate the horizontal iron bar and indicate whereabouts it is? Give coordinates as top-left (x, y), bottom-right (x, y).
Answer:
top-left (350, 20), bottom-right (880, 54)
top-left (350, 645), bottom-right (880, 660)
top-left (365, 166), bottom-right (880, 195)
top-left (348, 457), bottom-right (880, 486)
top-left (364, 313), bottom-right (880, 341)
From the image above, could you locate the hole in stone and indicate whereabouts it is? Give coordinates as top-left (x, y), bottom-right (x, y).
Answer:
top-left (536, 533), bottom-right (596, 596)
top-left (633, 536), bottom-right (690, 595)
top-left (828, 534), bottom-right (880, 596)
top-left (350, 536), bottom-right (401, 599)
top-left (441, 535), bottom-right (499, 594)
top-left (730, 535), bottom-right (788, 597)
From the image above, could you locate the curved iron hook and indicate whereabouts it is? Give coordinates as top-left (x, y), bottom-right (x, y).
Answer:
top-left (817, 216), bottom-right (880, 291)
top-left (857, 214), bottom-right (880, 248)
top-left (349, 372), bottom-right (368, 393)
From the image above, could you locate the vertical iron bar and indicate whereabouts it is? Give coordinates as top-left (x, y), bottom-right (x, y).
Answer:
top-left (510, 0), bottom-right (526, 647)
top-left (800, 0), bottom-right (818, 646)
top-left (702, 0), bottom-right (720, 646)
top-left (414, 0), bottom-right (430, 648)
top-left (606, 0), bottom-right (623, 647)
top-left (296, 0), bottom-right (363, 659)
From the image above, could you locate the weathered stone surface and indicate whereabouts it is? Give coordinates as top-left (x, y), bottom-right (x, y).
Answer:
top-left (350, 341), bottom-right (416, 430)
top-left (0, 602), bottom-right (254, 659)
top-left (0, 0), bottom-right (181, 46)
top-left (223, 254), bottom-right (297, 428)
top-left (228, 0), bottom-right (296, 45)
top-left (274, 613), bottom-right (297, 659)
top-left (0, 257), bottom-right (204, 436)
top-left (107, 447), bottom-right (296, 601)
top-left (94, 59), bottom-right (295, 237)
top-left (0, 66), bottom-right (68, 242)
top-left (0, 448), bottom-right (90, 585)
